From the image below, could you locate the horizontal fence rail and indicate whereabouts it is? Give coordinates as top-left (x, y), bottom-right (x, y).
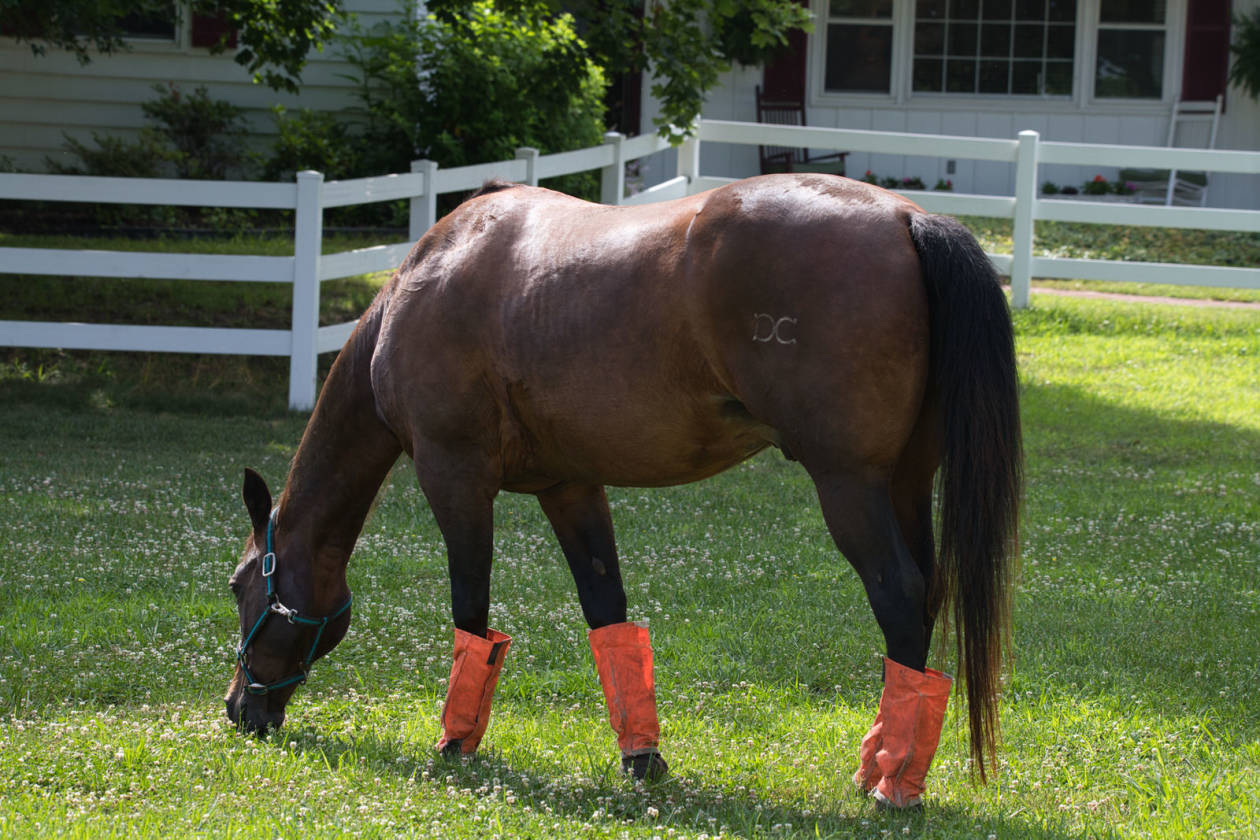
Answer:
top-left (2, 120), bottom-right (1256, 408)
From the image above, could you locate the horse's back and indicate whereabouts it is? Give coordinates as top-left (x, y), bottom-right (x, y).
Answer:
top-left (373, 175), bottom-right (931, 488)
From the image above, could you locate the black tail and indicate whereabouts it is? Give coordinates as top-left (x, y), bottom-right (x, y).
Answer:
top-left (908, 213), bottom-right (1023, 782)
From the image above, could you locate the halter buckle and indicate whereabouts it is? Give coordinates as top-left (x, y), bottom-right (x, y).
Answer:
top-left (261, 552), bottom-right (276, 577)
top-left (270, 600), bottom-right (298, 623)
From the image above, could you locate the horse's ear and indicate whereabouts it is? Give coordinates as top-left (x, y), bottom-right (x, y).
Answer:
top-left (242, 468), bottom-right (272, 537)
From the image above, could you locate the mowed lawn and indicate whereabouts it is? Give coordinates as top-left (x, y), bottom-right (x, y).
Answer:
top-left (1, 287), bottom-right (1258, 837)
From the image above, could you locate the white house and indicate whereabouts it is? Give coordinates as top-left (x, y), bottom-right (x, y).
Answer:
top-left (3, 0), bottom-right (1258, 210)
top-left (0, 0), bottom-right (398, 171)
top-left (663, 0), bottom-right (1260, 210)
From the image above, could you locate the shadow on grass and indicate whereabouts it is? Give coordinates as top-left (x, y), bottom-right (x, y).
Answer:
top-left (273, 726), bottom-right (1092, 840)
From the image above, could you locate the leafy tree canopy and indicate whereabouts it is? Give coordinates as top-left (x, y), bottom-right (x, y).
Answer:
top-left (388, 0), bottom-right (813, 139)
top-left (5, 0), bottom-right (812, 134)
top-left (1, 0), bottom-right (341, 92)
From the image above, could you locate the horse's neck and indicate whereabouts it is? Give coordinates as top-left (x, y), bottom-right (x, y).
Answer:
top-left (279, 302), bottom-right (402, 568)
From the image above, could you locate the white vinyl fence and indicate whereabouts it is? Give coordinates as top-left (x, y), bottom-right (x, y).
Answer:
top-left (2, 121), bottom-right (1258, 409)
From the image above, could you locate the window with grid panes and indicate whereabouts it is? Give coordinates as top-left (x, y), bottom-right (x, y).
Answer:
top-left (823, 0), bottom-right (896, 93)
top-left (912, 0), bottom-right (1076, 95)
top-left (1094, 0), bottom-right (1166, 98)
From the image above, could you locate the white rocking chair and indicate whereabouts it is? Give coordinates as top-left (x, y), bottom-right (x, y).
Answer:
top-left (1122, 95), bottom-right (1222, 207)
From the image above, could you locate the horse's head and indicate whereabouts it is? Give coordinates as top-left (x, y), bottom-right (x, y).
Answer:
top-left (224, 469), bottom-right (352, 735)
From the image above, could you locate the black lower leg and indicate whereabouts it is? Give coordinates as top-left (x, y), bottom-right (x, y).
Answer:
top-left (813, 473), bottom-right (929, 671)
top-left (537, 483), bottom-right (627, 630)
top-left (418, 467), bottom-right (497, 638)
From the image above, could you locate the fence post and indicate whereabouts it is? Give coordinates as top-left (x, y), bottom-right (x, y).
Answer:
top-left (600, 131), bottom-right (626, 205)
top-left (676, 123), bottom-right (701, 188)
top-left (288, 170), bottom-right (324, 412)
top-left (515, 147), bottom-right (540, 186)
top-left (410, 159), bottom-right (439, 243)
top-left (1010, 129), bottom-right (1039, 309)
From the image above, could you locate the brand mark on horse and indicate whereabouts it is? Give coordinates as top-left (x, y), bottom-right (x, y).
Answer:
top-left (752, 313), bottom-right (799, 345)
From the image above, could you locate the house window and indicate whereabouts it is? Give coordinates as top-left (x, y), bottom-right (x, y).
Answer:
top-left (912, 0), bottom-right (1076, 95)
top-left (823, 0), bottom-right (895, 93)
top-left (1094, 0), bottom-right (1166, 98)
top-left (118, 4), bottom-right (178, 41)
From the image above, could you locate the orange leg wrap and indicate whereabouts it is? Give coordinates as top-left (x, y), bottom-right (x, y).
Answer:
top-left (857, 656), bottom-right (952, 808)
top-left (852, 709), bottom-right (884, 792)
top-left (435, 627), bottom-right (512, 755)
top-left (588, 621), bottom-right (661, 758)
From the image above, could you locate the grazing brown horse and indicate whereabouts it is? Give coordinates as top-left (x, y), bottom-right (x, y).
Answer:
top-left (225, 173), bottom-right (1021, 807)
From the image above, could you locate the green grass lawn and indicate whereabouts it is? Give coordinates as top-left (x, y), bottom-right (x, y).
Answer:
top-left (1, 294), bottom-right (1257, 838)
top-left (1, 239), bottom-right (1258, 837)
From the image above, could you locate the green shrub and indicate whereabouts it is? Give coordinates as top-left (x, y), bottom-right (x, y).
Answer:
top-left (37, 84), bottom-right (252, 230)
top-left (1230, 9), bottom-right (1260, 100)
top-left (140, 83), bottom-right (250, 180)
top-left (343, 0), bottom-right (606, 200)
top-left (263, 106), bottom-right (362, 182)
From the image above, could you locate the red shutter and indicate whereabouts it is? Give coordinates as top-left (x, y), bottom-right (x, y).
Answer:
top-left (1181, 0), bottom-right (1230, 102)
top-left (761, 0), bottom-right (809, 101)
top-left (191, 13), bottom-right (238, 49)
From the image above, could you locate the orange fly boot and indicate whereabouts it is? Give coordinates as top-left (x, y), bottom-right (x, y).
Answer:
top-left (852, 709), bottom-right (884, 792)
top-left (866, 656), bottom-right (953, 808)
top-left (435, 627), bottom-right (512, 755)
top-left (589, 621), bottom-right (668, 780)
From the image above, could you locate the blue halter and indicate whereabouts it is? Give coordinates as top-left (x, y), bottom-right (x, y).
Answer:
top-left (236, 508), bottom-right (353, 696)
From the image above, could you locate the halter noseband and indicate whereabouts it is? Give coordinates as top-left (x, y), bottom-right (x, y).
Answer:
top-left (236, 508), bottom-right (353, 696)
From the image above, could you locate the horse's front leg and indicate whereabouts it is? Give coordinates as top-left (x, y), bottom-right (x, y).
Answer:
top-left (811, 472), bottom-right (952, 809)
top-left (537, 482), bottom-right (668, 781)
top-left (416, 452), bottom-right (512, 757)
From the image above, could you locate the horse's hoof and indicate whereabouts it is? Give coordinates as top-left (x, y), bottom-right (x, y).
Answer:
top-left (622, 751), bottom-right (669, 782)
top-left (872, 789), bottom-right (924, 810)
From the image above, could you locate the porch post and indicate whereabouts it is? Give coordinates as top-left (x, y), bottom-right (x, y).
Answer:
top-left (1010, 130), bottom-right (1039, 309)
top-left (288, 170), bottom-right (324, 411)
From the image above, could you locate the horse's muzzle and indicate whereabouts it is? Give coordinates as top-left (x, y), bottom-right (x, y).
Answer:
top-left (224, 671), bottom-right (286, 735)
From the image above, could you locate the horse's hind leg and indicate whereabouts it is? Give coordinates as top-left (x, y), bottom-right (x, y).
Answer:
top-left (415, 454), bottom-right (512, 757)
top-left (811, 474), bottom-right (928, 668)
top-left (537, 483), bottom-right (667, 781)
top-left (811, 472), bottom-right (952, 809)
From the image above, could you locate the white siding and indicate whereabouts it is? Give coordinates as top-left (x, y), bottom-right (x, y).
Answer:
top-left (0, 0), bottom-right (402, 174)
top-left (662, 0), bottom-right (1260, 210)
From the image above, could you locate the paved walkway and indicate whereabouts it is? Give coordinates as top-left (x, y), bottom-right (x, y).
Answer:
top-left (1030, 284), bottom-right (1260, 310)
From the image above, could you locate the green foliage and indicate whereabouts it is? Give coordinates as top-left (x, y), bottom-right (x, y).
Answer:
top-left (140, 83), bottom-right (249, 180)
top-left (37, 84), bottom-right (251, 229)
top-left (209, 0), bottom-right (343, 93)
top-left (711, 0), bottom-right (815, 66)
top-left (262, 107), bottom-right (361, 182)
top-left (429, 0), bottom-right (813, 141)
top-left (5, 0), bottom-right (342, 93)
top-left (639, 0), bottom-right (812, 139)
top-left (342, 1), bottom-right (606, 183)
top-left (48, 83), bottom-right (248, 182)
top-left (1083, 174), bottom-right (1111, 195)
top-left (1229, 9), bottom-right (1260, 100)
top-left (640, 0), bottom-right (726, 142)
top-left (45, 132), bottom-right (166, 179)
